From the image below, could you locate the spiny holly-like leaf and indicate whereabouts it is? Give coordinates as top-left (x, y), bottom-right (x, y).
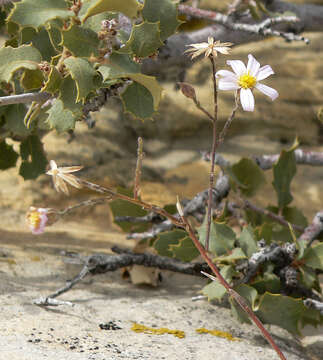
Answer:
top-left (230, 284), bottom-right (258, 324)
top-left (119, 21), bottom-right (163, 58)
top-left (46, 99), bottom-right (77, 133)
top-left (109, 188), bottom-right (147, 232)
top-left (58, 76), bottom-right (83, 114)
top-left (255, 222), bottom-right (273, 244)
top-left (26, 27), bottom-right (57, 62)
top-left (197, 216), bottom-right (236, 256)
top-left (282, 206), bottom-right (308, 228)
top-left (238, 225), bottom-right (257, 257)
top-left (121, 82), bottom-right (154, 120)
top-left (251, 272), bottom-right (281, 294)
top-left (41, 66), bottom-right (62, 94)
top-left (3, 104), bottom-right (32, 137)
top-left (213, 248), bottom-right (247, 263)
top-left (8, 0), bottom-right (74, 29)
top-left (231, 158), bottom-right (266, 197)
top-left (83, 12), bottom-right (116, 33)
top-left (61, 24), bottom-right (100, 58)
top-left (302, 243), bottom-right (323, 270)
top-left (21, 69), bottom-right (44, 90)
top-left (80, 0), bottom-right (140, 22)
top-left (154, 230), bottom-right (186, 257)
top-left (299, 265), bottom-right (318, 289)
top-left (0, 140), bottom-right (19, 170)
top-left (99, 53), bottom-right (163, 110)
top-left (46, 20), bottom-right (63, 52)
top-left (0, 45), bottom-right (41, 83)
top-left (169, 236), bottom-right (199, 262)
top-left (19, 135), bottom-right (47, 179)
top-left (142, 0), bottom-right (182, 41)
top-left (256, 292), bottom-right (309, 334)
top-left (272, 139), bottom-right (298, 209)
top-left (64, 57), bottom-right (101, 102)
top-left (202, 265), bottom-right (235, 302)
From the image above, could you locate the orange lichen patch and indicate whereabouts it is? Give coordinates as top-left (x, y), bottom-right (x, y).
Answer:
top-left (196, 328), bottom-right (239, 341)
top-left (131, 323), bottom-right (185, 339)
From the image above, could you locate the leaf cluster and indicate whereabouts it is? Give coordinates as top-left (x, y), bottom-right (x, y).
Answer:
top-left (110, 142), bottom-right (323, 335)
top-left (0, 0), bottom-right (181, 178)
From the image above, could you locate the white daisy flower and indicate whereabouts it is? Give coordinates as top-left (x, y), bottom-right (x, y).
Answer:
top-left (216, 54), bottom-right (279, 112)
top-left (185, 37), bottom-right (233, 59)
top-left (46, 160), bottom-right (83, 195)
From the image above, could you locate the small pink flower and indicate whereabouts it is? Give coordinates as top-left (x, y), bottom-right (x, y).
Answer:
top-left (26, 207), bottom-right (48, 235)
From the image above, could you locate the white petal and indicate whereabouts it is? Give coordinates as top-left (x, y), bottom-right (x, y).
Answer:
top-left (49, 160), bottom-right (57, 170)
top-left (247, 54), bottom-right (260, 77)
top-left (227, 60), bottom-right (246, 76)
top-left (60, 174), bottom-right (82, 189)
top-left (255, 83), bottom-right (279, 101)
top-left (240, 88), bottom-right (255, 112)
top-left (216, 69), bottom-right (237, 80)
top-left (218, 78), bottom-right (239, 91)
top-left (215, 47), bottom-right (230, 54)
top-left (59, 165), bottom-right (83, 174)
top-left (256, 65), bottom-right (274, 81)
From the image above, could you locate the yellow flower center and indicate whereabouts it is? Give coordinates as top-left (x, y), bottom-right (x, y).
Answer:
top-left (28, 211), bottom-right (41, 229)
top-left (238, 72), bottom-right (256, 89)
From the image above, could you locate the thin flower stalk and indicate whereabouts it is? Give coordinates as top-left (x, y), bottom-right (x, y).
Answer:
top-left (134, 137), bottom-right (144, 200)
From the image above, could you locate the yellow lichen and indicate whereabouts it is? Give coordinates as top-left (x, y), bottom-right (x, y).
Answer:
top-left (131, 323), bottom-right (185, 339)
top-left (195, 328), bottom-right (239, 341)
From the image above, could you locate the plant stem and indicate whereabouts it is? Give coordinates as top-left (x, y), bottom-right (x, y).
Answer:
top-left (205, 55), bottom-right (218, 251)
top-left (0, 92), bottom-right (51, 106)
top-left (178, 214), bottom-right (287, 360)
top-left (134, 137), bottom-right (143, 200)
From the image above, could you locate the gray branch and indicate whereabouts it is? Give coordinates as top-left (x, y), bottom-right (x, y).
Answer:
top-left (299, 211), bottom-right (323, 246)
top-left (0, 92), bottom-right (51, 106)
top-left (127, 173), bottom-right (230, 240)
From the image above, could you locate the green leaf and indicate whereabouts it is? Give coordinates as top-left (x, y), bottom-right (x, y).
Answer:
top-left (80, 0), bottom-right (140, 22)
top-left (299, 266), bottom-right (318, 289)
top-left (0, 140), bottom-right (19, 170)
top-left (109, 188), bottom-right (147, 232)
top-left (197, 216), bottom-right (236, 256)
top-left (238, 225), bottom-right (257, 257)
top-left (213, 248), bottom-right (247, 263)
top-left (58, 76), bottom-right (83, 114)
top-left (251, 273), bottom-right (281, 294)
top-left (256, 292), bottom-right (307, 335)
top-left (21, 69), bottom-right (44, 90)
top-left (83, 12), bottom-right (116, 33)
top-left (201, 265), bottom-right (235, 302)
top-left (255, 222), bottom-right (273, 244)
top-left (272, 140), bottom-right (298, 208)
top-left (302, 243), bottom-right (323, 270)
top-left (41, 66), bottom-right (62, 94)
top-left (0, 45), bottom-right (41, 83)
top-left (64, 57), bottom-right (101, 102)
top-left (3, 103), bottom-right (32, 137)
top-left (282, 206), bottom-right (308, 228)
top-left (46, 99), bottom-right (77, 133)
top-left (98, 52), bottom-right (163, 110)
top-left (142, 0), bottom-right (182, 41)
top-left (121, 81), bottom-right (154, 120)
top-left (46, 20), bottom-right (63, 52)
top-left (19, 135), bottom-right (47, 179)
top-left (230, 284), bottom-right (258, 324)
top-left (8, 0), bottom-right (74, 29)
top-left (169, 236), bottom-right (200, 262)
top-left (154, 230), bottom-right (186, 257)
top-left (231, 158), bottom-right (266, 197)
top-left (27, 27), bottom-right (57, 62)
top-left (61, 24), bottom-right (100, 58)
top-left (119, 21), bottom-right (163, 58)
